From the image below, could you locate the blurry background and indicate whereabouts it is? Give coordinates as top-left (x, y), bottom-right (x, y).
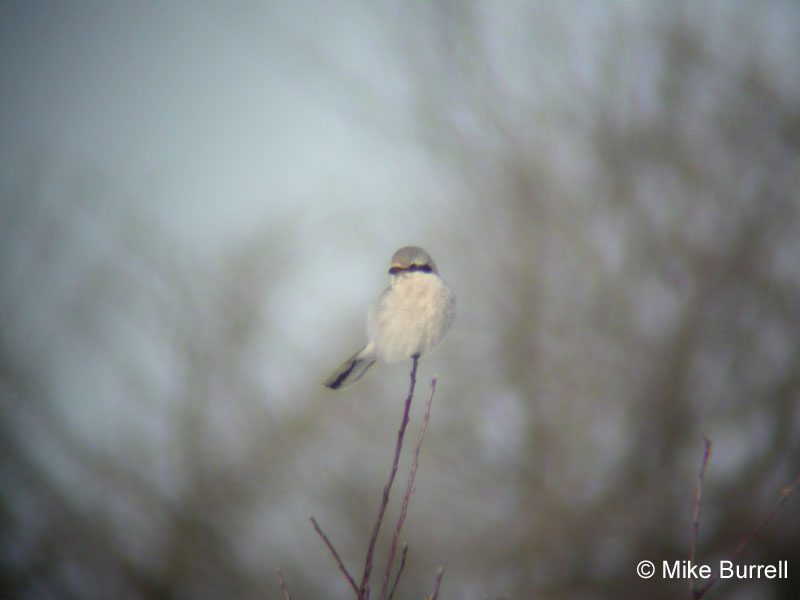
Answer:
top-left (1, 1), bottom-right (799, 598)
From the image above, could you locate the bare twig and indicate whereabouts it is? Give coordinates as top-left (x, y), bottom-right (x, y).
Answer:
top-left (692, 471), bottom-right (800, 599)
top-left (426, 566), bottom-right (444, 600)
top-left (689, 436), bottom-right (712, 596)
top-left (732, 473), bottom-right (800, 555)
top-left (305, 355), bottom-right (437, 599)
top-left (360, 354), bottom-right (420, 596)
top-left (276, 568), bottom-right (293, 600)
top-left (310, 516), bottom-right (361, 598)
top-left (381, 377), bottom-right (438, 599)
top-left (387, 544), bottom-right (408, 600)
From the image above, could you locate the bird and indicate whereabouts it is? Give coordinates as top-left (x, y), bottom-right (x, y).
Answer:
top-left (324, 246), bottom-right (456, 390)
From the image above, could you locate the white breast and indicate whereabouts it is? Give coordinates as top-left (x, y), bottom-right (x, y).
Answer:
top-left (367, 273), bottom-right (456, 363)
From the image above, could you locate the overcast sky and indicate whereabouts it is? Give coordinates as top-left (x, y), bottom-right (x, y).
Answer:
top-left (1, 1), bottom-right (460, 249)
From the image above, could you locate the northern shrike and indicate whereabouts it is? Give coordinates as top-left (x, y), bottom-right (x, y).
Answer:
top-left (324, 246), bottom-right (456, 390)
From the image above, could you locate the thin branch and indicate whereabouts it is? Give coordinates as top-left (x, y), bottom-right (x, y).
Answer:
top-left (426, 566), bottom-right (444, 600)
top-left (693, 472), bottom-right (800, 599)
top-left (360, 354), bottom-right (420, 596)
top-left (689, 436), bottom-right (712, 596)
top-left (732, 472), bottom-right (800, 555)
top-left (387, 544), bottom-right (408, 600)
top-left (310, 516), bottom-right (361, 598)
top-left (276, 568), bottom-right (293, 600)
top-left (381, 377), bottom-right (438, 600)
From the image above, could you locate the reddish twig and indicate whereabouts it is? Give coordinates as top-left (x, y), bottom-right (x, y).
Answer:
top-left (732, 473), bottom-right (800, 554)
top-left (426, 566), bottom-right (444, 600)
top-left (689, 436), bottom-right (712, 596)
top-left (692, 471), bottom-right (800, 599)
top-left (310, 516), bottom-right (361, 598)
top-left (276, 568), bottom-right (293, 600)
top-left (387, 544), bottom-right (408, 600)
top-left (381, 377), bottom-right (437, 599)
top-left (359, 355), bottom-right (420, 596)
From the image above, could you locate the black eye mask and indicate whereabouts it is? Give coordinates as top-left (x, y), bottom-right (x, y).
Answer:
top-left (388, 263), bottom-right (433, 275)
